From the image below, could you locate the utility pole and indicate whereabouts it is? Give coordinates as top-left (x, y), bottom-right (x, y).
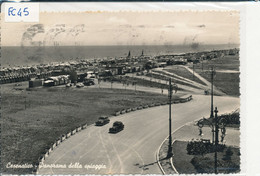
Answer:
top-left (167, 78), bottom-right (173, 158)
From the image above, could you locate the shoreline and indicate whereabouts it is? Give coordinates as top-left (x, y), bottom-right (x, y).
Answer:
top-left (1, 46), bottom-right (239, 68)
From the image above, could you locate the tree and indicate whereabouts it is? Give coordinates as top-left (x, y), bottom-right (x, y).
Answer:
top-left (68, 70), bottom-right (77, 84)
top-left (144, 61), bottom-right (152, 72)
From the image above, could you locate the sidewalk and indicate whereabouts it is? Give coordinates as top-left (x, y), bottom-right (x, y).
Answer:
top-left (159, 121), bottom-right (240, 174)
top-left (173, 121), bottom-right (240, 147)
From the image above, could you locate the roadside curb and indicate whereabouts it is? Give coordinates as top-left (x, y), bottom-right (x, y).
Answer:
top-left (35, 123), bottom-right (88, 174)
top-left (155, 94), bottom-right (193, 175)
top-left (157, 115), bottom-right (198, 175)
top-left (156, 135), bottom-right (168, 175)
top-left (157, 108), bottom-right (238, 175)
top-left (170, 140), bottom-right (179, 174)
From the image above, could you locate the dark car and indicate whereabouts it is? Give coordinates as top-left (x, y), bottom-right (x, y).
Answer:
top-left (109, 121), bottom-right (124, 133)
top-left (95, 116), bottom-right (110, 126)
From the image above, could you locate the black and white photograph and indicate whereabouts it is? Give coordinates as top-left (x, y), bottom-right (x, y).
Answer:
top-left (0, 9), bottom-right (240, 175)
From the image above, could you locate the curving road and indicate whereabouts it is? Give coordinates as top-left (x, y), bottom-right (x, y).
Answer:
top-left (38, 95), bottom-right (239, 175)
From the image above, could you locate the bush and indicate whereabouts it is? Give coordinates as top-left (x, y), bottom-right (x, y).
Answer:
top-left (191, 156), bottom-right (218, 173)
top-left (222, 112), bottom-right (240, 125)
top-left (199, 111), bottom-right (240, 127)
top-left (187, 139), bottom-right (225, 155)
top-left (222, 147), bottom-right (233, 161)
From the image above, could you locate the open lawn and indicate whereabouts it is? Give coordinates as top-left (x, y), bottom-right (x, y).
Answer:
top-left (194, 71), bottom-right (239, 96)
top-left (190, 55), bottom-right (240, 97)
top-left (192, 55), bottom-right (239, 71)
top-left (172, 140), bottom-right (240, 174)
top-left (1, 83), bottom-right (175, 174)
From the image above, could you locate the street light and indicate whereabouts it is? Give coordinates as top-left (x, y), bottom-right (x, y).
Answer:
top-left (167, 78), bottom-right (173, 158)
top-left (197, 107), bottom-right (227, 174)
top-left (210, 67), bottom-right (216, 118)
top-left (192, 62), bottom-right (195, 80)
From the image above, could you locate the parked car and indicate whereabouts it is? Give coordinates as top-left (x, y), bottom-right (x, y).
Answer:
top-left (84, 78), bottom-right (95, 86)
top-left (76, 83), bottom-right (84, 88)
top-left (66, 83), bottom-right (72, 87)
top-left (109, 121), bottom-right (124, 133)
top-left (95, 116), bottom-right (110, 126)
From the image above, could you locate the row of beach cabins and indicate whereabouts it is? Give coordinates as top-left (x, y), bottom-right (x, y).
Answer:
top-left (0, 54), bottom-right (151, 86)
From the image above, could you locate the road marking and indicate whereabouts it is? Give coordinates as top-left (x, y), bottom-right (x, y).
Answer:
top-left (108, 133), bottom-right (125, 173)
top-left (98, 129), bottom-right (113, 174)
top-left (118, 142), bottom-right (145, 174)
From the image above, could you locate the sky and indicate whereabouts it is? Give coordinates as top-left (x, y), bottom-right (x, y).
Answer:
top-left (1, 11), bottom-right (240, 46)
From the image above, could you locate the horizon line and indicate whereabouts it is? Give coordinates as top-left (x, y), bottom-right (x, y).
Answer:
top-left (2, 43), bottom-right (240, 47)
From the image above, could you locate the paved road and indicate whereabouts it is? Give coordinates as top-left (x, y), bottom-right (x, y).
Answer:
top-left (38, 95), bottom-right (239, 175)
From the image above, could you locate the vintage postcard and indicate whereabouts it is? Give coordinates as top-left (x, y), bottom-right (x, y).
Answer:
top-left (0, 4), bottom-right (241, 175)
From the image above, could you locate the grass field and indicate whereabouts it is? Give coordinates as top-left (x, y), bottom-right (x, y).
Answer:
top-left (172, 140), bottom-right (240, 174)
top-left (190, 55), bottom-right (240, 97)
top-left (193, 55), bottom-right (240, 71)
top-left (1, 82), bottom-right (177, 174)
top-left (200, 71), bottom-right (239, 96)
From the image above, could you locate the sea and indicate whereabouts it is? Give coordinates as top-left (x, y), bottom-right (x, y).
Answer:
top-left (1, 44), bottom-right (239, 67)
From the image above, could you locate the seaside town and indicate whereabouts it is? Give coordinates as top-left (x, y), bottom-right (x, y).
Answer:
top-left (1, 46), bottom-right (240, 175)
top-left (0, 48), bottom-right (238, 88)
top-left (1, 9), bottom-right (241, 176)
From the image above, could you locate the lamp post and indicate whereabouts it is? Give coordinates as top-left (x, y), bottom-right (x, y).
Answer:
top-left (167, 78), bottom-right (173, 158)
top-left (192, 62), bottom-right (194, 80)
top-left (197, 106), bottom-right (227, 174)
top-left (210, 67), bottom-right (216, 118)
top-left (214, 107), bottom-right (219, 174)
